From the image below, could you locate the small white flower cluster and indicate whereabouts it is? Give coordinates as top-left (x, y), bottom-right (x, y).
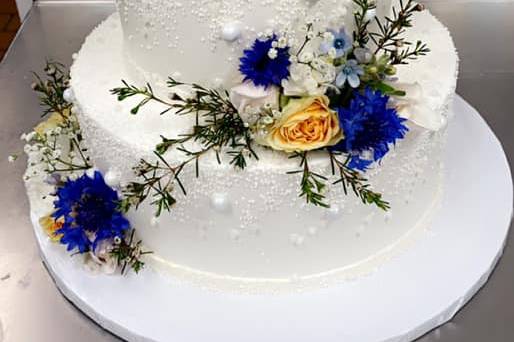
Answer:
top-left (268, 36), bottom-right (289, 60)
top-left (281, 24), bottom-right (339, 97)
top-left (21, 110), bottom-right (90, 181)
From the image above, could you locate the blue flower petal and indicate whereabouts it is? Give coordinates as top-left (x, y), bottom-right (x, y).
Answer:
top-left (52, 171), bottom-right (130, 254)
top-left (330, 87), bottom-right (409, 170)
top-left (239, 35), bottom-right (291, 88)
top-left (347, 73), bottom-right (361, 88)
top-left (335, 72), bottom-right (347, 88)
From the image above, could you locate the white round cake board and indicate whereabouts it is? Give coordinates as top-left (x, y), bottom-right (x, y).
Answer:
top-left (27, 95), bottom-right (513, 342)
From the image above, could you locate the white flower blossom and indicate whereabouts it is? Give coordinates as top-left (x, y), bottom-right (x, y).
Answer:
top-left (299, 51), bottom-right (314, 63)
top-left (23, 132), bottom-right (37, 142)
top-left (323, 31), bottom-right (335, 43)
top-left (392, 82), bottom-right (446, 131)
top-left (328, 47), bottom-right (337, 59)
top-left (282, 63), bottom-right (326, 96)
top-left (268, 48), bottom-right (278, 60)
top-left (277, 36), bottom-right (288, 48)
top-left (229, 82), bottom-right (280, 123)
top-left (23, 144), bottom-right (32, 154)
top-left (52, 150), bottom-right (62, 159)
top-left (85, 239), bottom-right (118, 275)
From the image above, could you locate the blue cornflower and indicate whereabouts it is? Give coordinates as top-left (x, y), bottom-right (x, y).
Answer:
top-left (52, 171), bottom-right (130, 253)
top-left (320, 28), bottom-right (353, 58)
top-left (331, 87), bottom-right (409, 171)
top-left (336, 59), bottom-right (364, 88)
top-left (239, 35), bottom-right (291, 88)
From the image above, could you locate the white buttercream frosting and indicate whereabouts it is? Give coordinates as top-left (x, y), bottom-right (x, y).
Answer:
top-left (67, 4), bottom-right (458, 289)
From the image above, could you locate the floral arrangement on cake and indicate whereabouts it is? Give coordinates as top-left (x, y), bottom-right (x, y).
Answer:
top-left (17, 63), bottom-right (150, 274)
top-left (112, 0), bottom-right (431, 214)
top-left (14, 0), bottom-right (436, 275)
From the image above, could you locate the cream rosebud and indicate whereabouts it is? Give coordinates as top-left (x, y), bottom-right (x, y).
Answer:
top-left (229, 82), bottom-right (280, 123)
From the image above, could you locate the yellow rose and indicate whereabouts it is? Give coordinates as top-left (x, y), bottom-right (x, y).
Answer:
top-left (39, 214), bottom-right (64, 242)
top-left (259, 96), bottom-right (343, 152)
top-left (34, 108), bottom-right (70, 136)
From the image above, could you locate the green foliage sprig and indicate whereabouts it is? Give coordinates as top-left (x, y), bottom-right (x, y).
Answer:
top-left (27, 62), bottom-right (92, 174)
top-left (371, 0), bottom-right (429, 64)
top-left (112, 79), bottom-right (258, 216)
top-left (288, 151), bottom-right (389, 211)
top-left (329, 151), bottom-right (390, 211)
top-left (288, 152), bottom-right (330, 208)
top-left (353, 0), bottom-right (430, 65)
top-left (111, 81), bottom-right (174, 115)
top-left (32, 61), bottom-right (71, 118)
top-left (110, 230), bottom-right (152, 274)
top-left (352, 0), bottom-right (377, 47)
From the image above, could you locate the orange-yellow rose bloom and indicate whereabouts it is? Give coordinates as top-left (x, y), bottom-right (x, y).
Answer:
top-left (39, 214), bottom-right (64, 242)
top-left (260, 96), bottom-right (343, 152)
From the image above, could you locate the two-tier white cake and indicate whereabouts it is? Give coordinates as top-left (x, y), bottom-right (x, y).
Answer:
top-left (40, 0), bottom-right (459, 289)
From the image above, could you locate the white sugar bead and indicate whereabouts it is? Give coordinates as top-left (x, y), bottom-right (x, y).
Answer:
top-left (63, 88), bottom-right (75, 103)
top-left (221, 22), bottom-right (241, 42)
top-left (210, 193), bottom-right (232, 213)
top-left (325, 205), bottom-right (341, 220)
top-left (104, 169), bottom-right (121, 187)
top-left (150, 216), bottom-right (160, 228)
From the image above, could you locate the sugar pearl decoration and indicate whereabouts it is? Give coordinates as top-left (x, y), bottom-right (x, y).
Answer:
top-left (325, 205), bottom-right (342, 220)
top-left (150, 216), bottom-right (160, 227)
top-left (104, 169), bottom-right (121, 187)
top-left (210, 193), bottom-right (232, 214)
top-left (229, 228), bottom-right (241, 241)
top-left (308, 226), bottom-right (318, 236)
top-left (221, 22), bottom-right (241, 42)
top-left (63, 88), bottom-right (75, 103)
top-left (290, 234), bottom-right (305, 247)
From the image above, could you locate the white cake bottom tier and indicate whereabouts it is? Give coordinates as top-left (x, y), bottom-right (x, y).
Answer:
top-left (69, 11), bottom-right (457, 286)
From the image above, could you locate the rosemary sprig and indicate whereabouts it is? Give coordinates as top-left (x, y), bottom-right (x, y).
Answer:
top-left (352, 0), bottom-right (377, 47)
top-left (370, 0), bottom-right (429, 64)
top-left (110, 230), bottom-right (152, 275)
top-left (391, 40), bottom-right (430, 65)
top-left (113, 79), bottom-right (259, 216)
top-left (329, 151), bottom-right (390, 211)
top-left (110, 80), bottom-right (174, 115)
top-left (288, 152), bottom-right (330, 208)
top-left (119, 151), bottom-right (195, 216)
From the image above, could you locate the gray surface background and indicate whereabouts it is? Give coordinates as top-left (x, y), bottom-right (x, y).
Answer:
top-left (0, 1), bottom-right (513, 341)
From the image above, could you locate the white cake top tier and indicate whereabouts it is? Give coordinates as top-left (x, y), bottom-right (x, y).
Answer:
top-left (117, 0), bottom-right (392, 88)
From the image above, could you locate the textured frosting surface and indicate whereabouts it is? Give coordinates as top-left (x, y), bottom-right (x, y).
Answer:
top-left (70, 9), bottom-right (458, 286)
top-left (116, 0), bottom-right (394, 90)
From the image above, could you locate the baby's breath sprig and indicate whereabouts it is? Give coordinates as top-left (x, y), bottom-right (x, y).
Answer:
top-left (32, 61), bottom-right (71, 118)
top-left (24, 62), bottom-right (92, 175)
top-left (110, 230), bottom-right (152, 275)
top-left (329, 151), bottom-right (390, 211)
top-left (288, 152), bottom-right (330, 208)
